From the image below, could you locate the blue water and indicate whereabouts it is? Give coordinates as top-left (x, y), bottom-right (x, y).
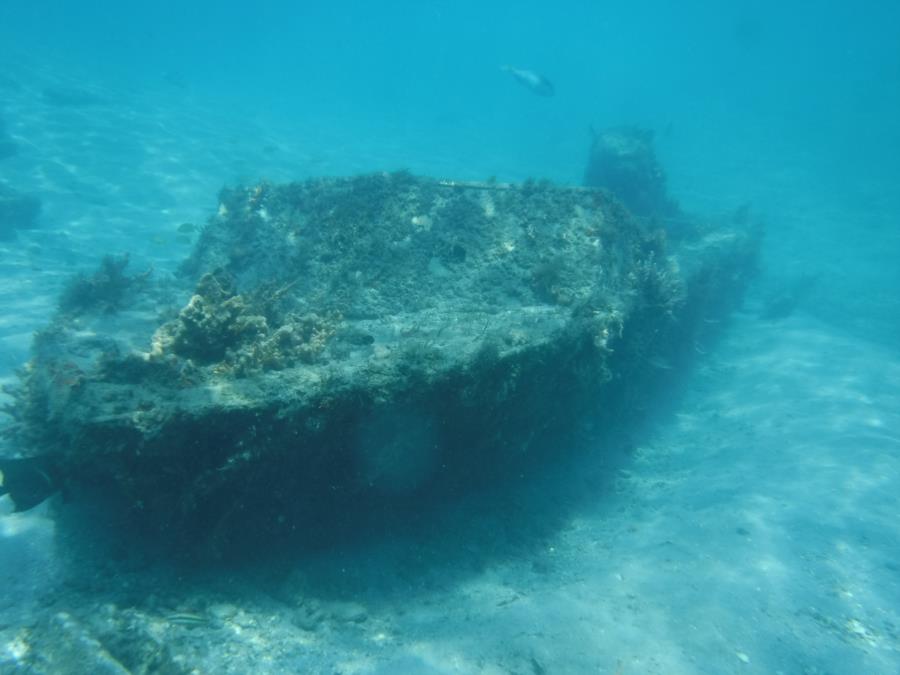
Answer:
top-left (1, 2), bottom-right (899, 673)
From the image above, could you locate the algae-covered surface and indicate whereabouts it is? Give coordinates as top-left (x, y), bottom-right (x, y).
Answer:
top-left (6, 172), bottom-right (756, 559)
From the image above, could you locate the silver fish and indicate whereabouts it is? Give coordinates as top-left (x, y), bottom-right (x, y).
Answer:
top-left (501, 65), bottom-right (555, 97)
top-left (165, 612), bottom-right (210, 628)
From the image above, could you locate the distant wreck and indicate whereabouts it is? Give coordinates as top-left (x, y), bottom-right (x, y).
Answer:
top-left (2, 172), bottom-right (757, 559)
top-left (0, 183), bottom-right (41, 240)
top-left (584, 125), bottom-right (680, 223)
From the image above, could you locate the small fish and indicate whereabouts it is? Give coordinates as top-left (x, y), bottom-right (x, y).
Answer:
top-left (165, 612), bottom-right (209, 628)
top-left (501, 65), bottom-right (555, 97)
top-left (646, 357), bottom-right (672, 370)
top-left (0, 456), bottom-right (61, 512)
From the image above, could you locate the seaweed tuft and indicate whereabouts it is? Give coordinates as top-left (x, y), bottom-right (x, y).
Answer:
top-left (58, 253), bottom-right (152, 316)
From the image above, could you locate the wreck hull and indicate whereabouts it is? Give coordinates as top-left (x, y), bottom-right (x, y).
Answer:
top-left (10, 174), bottom-right (757, 557)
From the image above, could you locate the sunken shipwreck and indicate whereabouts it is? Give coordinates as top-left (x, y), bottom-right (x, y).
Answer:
top-left (2, 168), bottom-right (758, 560)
